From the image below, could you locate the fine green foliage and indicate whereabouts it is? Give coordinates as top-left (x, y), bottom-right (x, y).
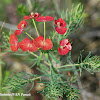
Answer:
top-left (3, 72), bottom-right (40, 92)
top-left (49, 52), bottom-right (61, 63)
top-left (80, 52), bottom-right (100, 73)
top-left (1, 32), bottom-right (10, 48)
top-left (57, 51), bottom-right (100, 75)
top-left (38, 66), bottom-right (79, 100)
top-left (16, 1), bottom-right (55, 18)
top-left (83, 56), bottom-right (100, 72)
top-left (16, 4), bottom-right (29, 17)
top-left (61, 3), bottom-right (85, 37)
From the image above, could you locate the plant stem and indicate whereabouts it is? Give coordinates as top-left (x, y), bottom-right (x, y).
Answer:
top-left (50, 63), bottom-right (52, 75)
top-left (0, 21), bottom-right (5, 33)
top-left (68, 59), bottom-right (87, 100)
top-left (28, 51), bottom-right (38, 58)
top-left (28, 76), bottom-right (41, 83)
top-left (0, 49), bottom-right (2, 92)
top-left (57, 62), bottom-right (100, 69)
top-left (64, 21), bottom-right (72, 36)
top-left (56, 63), bottom-right (81, 69)
top-left (24, 30), bottom-right (34, 40)
top-left (28, 52), bottom-right (50, 66)
top-left (51, 32), bottom-right (57, 40)
top-left (44, 21), bottom-right (46, 41)
top-left (32, 19), bottom-right (39, 37)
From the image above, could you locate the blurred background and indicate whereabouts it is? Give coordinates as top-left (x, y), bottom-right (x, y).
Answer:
top-left (0, 0), bottom-right (100, 100)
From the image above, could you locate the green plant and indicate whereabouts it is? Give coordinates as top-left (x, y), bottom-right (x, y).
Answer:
top-left (1, 3), bottom-right (100, 100)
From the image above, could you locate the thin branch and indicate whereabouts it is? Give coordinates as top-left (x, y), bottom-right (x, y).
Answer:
top-left (0, 21), bottom-right (5, 33)
top-left (32, 19), bottom-right (39, 36)
top-left (28, 52), bottom-right (50, 66)
top-left (0, 21), bottom-right (17, 30)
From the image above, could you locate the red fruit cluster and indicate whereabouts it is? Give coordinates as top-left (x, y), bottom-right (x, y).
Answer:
top-left (9, 12), bottom-right (72, 55)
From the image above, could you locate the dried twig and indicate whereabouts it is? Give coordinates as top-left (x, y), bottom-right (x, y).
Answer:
top-left (0, 21), bottom-right (5, 33)
top-left (0, 21), bottom-right (17, 30)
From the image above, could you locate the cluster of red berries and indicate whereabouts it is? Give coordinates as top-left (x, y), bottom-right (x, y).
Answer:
top-left (9, 12), bottom-right (72, 55)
